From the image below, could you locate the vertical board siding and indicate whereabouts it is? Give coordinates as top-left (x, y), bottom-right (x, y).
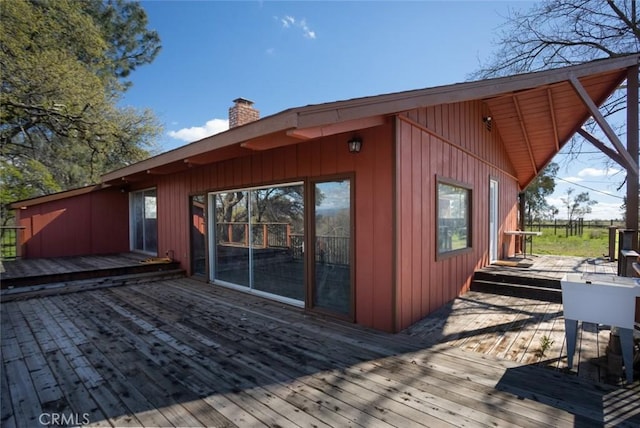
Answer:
top-left (395, 101), bottom-right (519, 331)
top-left (141, 123), bottom-right (395, 332)
top-left (17, 189), bottom-right (129, 258)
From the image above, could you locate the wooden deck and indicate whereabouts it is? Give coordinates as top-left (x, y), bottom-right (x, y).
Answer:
top-left (406, 291), bottom-right (629, 384)
top-left (478, 254), bottom-right (618, 282)
top-left (0, 253), bottom-right (150, 279)
top-left (2, 277), bottom-right (639, 427)
top-left (0, 253), bottom-right (182, 291)
top-left (471, 255), bottom-right (621, 303)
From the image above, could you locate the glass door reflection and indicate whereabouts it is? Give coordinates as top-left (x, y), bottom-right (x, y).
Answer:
top-left (250, 185), bottom-right (305, 301)
top-left (190, 194), bottom-right (207, 276)
top-left (214, 191), bottom-right (250, 287)
top-left (211, 183), bottom-right (305, 304)
top-left (313, 179), bottom-right (352, 316)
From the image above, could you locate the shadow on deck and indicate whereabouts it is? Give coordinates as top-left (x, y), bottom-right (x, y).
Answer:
top-left (2, 278), bottom-right (639, 427)
top-left (1, 254), bottom-right (639, 427)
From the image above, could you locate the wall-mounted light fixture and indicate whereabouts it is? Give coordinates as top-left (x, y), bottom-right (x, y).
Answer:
top-left (482, 116), bottom-right (492, 132)
top-left (348, 137), bottom-right (362, 153)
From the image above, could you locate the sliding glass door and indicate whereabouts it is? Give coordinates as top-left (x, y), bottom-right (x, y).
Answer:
top-left (214, 190), bottom-right (250, 286)
top-left (211, 183), bottom-right (304, 303)
top-left (250, 185), bottom-right (305, 300)
top-left (190, 194), bottom-right (207, 277)
top-left (311, 179), bottom-right (352, 317)
top-left (131, 188), bottom-right (157, 254)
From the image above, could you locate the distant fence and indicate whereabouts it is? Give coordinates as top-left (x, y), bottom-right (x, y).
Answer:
top-left (526, 219), bottom-right (624, 236)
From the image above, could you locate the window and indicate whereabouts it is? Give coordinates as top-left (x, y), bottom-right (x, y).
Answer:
top-left (131, 188), bottom-right (157, 254)
top-left (437, 179), bottom-right (471, 256)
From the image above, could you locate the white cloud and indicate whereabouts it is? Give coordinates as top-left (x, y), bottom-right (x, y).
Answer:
top-left (167, 118), bottom-right (229, 142)
top-left (276, 15), bottom-right (316, 39)
top-left (587, 201), bottom-right (623, 220)
top-left (299, 19), bottom-right (316, 39)
top-left (546, 197), bottom-right (622, 220)
top-left (560, 176), bottom-right (583, 183)
top-left (577, 167), bottom-right (621, 177)
top-left (281, 15), bottom-right (295, 28)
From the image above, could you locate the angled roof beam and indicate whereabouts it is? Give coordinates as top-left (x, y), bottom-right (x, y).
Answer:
top-left (546, 88), bottom-right (560, 151)
top-left (569, 75), bottom-right (638, 175)
top-left (577, 129), bottom-right (626, 167)
top-left (512, 95), bottom-right (538, 177)
top-left (625, 64), bottom-right (638, 234)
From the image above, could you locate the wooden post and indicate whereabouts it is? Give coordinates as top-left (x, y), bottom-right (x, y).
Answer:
top-left (626, 64), bottom-right (639, 250)
top-left (244, 223), bottom-right (249, 246)
top-left (286, 224), bottom-right (291, 248)
top-left (227, 223), bottom-right (233, 244)
top-left (518, 192), bottom-right (525, 230)
top-left (263, 223), bottom-right (268, 248)
top-left (608, 226), bottom-right (617, 261)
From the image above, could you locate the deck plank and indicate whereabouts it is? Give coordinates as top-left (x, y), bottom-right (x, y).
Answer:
top-left (0, 361), bottom-right (17, 428)
top-left (376, 352), bottom-right (580, 427)
top-left (17, 300), bottom-right (110, 426)
top-left (106, 286), bottom-right (396, 427)
top-left (2, 273), bottom-right (638, 428)
top-left (61, 293), bottom-right (225, 428)
top-left (64, 290), bottom-right (311, 428)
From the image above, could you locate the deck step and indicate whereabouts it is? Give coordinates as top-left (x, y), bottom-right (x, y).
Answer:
top-left (1, 260), bottom-right (182, 289)
top-left (473, 269), bottom-right (560, 289)
top-left (0, 269), bottom-right (185, 302)
top-left (470, 278), bottom-right (562, 303)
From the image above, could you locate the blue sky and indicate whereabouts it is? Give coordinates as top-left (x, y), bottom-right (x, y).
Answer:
top-left (120, 0), bottom-right (626, 220)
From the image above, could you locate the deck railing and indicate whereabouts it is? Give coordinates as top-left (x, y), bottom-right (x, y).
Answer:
top-left (0, 226), bottom-right (25, 260)
top-left (216, 222), bottom-right (294, 248)
top-left (216, 222), bottom-right (350, 266)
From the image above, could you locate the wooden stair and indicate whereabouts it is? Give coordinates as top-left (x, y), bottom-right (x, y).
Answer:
top-left (1, 259), bottom-right (182, 289)
top-left (1, 268), bottom-right (185, 302)
top-left (470, 267), bottom-right (562, 303)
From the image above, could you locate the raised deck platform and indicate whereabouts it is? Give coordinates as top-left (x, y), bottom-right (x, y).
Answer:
top-left (471, 255), bottom-right (618, 302)
top-left (0, 254), bottom-right (185, 301)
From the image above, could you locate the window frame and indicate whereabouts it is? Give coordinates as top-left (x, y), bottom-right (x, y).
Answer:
top-left (129, 187), bottom-right (158, 255)
top-left (435, 176), bottom-right (473, 260)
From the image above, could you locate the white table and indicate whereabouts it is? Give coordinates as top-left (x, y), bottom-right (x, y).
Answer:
top-left (504, 230), bottom-right (542, 259)
top-left (561, 273), bottom-right (640, 383)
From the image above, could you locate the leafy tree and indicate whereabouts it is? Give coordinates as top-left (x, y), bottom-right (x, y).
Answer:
top-left (0, 0), bottom-right (161, 228)
top-left (83, 0), bottom-right (161, 86)
top-left (561, 188), bottom-right (598, 224)
top-left (524, 162), bottom-right (559, 224)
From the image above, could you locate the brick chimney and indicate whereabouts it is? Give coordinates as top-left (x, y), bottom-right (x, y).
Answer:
top-left (229, 98), bottom-right (260, 128)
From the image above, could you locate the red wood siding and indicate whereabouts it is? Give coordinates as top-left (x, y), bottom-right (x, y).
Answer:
top-left (134, 123), bottom-right (396, 332)
top-left (17, 189), bottom-right (129, 258)
top-left (395, 101), bottom-right (519, 331)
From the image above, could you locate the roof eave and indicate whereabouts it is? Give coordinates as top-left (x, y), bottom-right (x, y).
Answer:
top-left (102, 54), bottom-right (639, 184)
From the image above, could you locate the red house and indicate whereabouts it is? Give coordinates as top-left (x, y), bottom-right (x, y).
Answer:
top-left (11, 56), bottom-right (639, 332)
